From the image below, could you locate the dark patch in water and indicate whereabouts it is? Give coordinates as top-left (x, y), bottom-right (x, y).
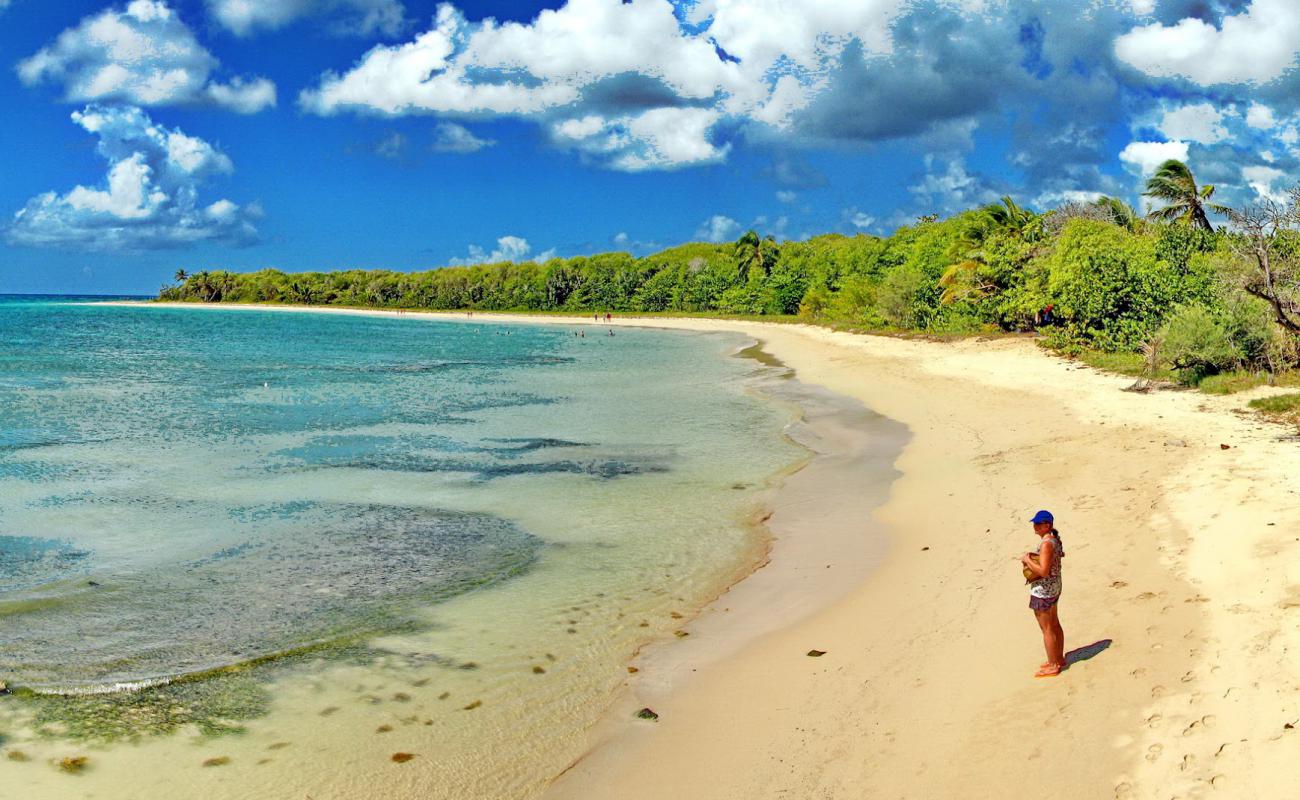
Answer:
top-left (0, 505), bottom-right (539, 693)
top-left (0, 536), bottom-right (91, 589)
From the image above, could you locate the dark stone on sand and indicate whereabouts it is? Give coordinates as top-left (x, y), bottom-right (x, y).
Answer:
top-left (319, 706), bottom-right (339, 716)
top-left (674, 631), bottom-right (689, 638)
top-left (376, 725), bottom-right (393, 733)
top-left (1220, 443), bottom-right (1231, 450)
top-left (58, 756), bottom-right (88, 773)
top-left (807, 650), bottom-right (827, 657)
top-left (437, 692), bottom-right (450, 700)
top-left (920, 547), bottom-right (929, 551)
top-left (532, 666), bottom-right (546, 674)
top-left (267, 742), bottom-right (290, 750)
top-left (635, 708), bottom-right (659, 721)
top-left (462, 700), bottom-right (482, 710)
top-left (202, 756), bottom-right (230, 767)
top-left (627, 666), bottom-right (639, 674)
top-left (391, 752), bottom-right (416, 763)
top-left (392, 693), bottom-right (411, 702)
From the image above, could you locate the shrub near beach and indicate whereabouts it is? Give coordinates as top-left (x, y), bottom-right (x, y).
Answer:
top-left (161, 160), bottom-right (1300, 389)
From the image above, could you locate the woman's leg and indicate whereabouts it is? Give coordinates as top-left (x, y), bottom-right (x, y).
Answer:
top-left (1033, 608), bottom-right (1055, 664)
top-left (1049, 605), bottom-right (1065, 666)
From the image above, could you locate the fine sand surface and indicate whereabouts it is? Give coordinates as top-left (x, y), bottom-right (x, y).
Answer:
top-left (112, 304), bottom-right (1300, 798)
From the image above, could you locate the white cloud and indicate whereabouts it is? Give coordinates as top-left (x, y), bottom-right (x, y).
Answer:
top-left (1158, 103), bottom-right (1228, 144)
top-left (6, 105), bottom-right (259, 251)
top-left (431, 122), bottom-right (494, 154)
top-left (550, 107), bottom-right (727, 171)
top-left (1243, 164), bottom-right (1289, 203)
top-left (908, 157), bottom-right (1000, 213)
top-left (207, 0), bottom-right (405, 37)
top-left (776, 190), bottom-right (797, 203)
top-left (1115, 0), bottom-right (1300, 86)
top-left (1118, 140), bottom-right (1189, 176)
top-left (299, 0), bottom-right (928, 171)
top-left (848, 210), bottom-right (876, 229)
top-left (1247, 102), bottom-right (1278, 130)
top-left (374, 132), bottom-right (407, 159)
top-left (18, 0), bottom-right (275, 113)
top-left (448, 235), bottom-right (553, 265)
top-left (695, 214), bottom-right (741, 243)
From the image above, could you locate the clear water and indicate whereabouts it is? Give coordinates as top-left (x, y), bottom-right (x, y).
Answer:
top-left (0, 298), bottom-right (803, 798)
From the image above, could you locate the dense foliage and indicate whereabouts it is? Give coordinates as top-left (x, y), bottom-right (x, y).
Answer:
top-left (161, 163), bottom-right (1300, 386)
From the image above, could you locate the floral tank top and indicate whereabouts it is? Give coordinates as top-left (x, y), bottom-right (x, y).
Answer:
top-left (1029, 532), bottom-right (1063, 599)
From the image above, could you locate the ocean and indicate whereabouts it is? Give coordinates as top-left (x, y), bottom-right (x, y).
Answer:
top-left (0, 297), bottom-right (804, 798)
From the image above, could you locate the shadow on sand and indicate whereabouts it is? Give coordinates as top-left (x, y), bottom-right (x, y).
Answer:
top-left (1065, 639), bottom-right (1112, 667)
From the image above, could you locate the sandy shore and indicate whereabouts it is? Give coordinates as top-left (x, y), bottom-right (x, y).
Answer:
top-left (110, 303), bottom-right (1300, 798)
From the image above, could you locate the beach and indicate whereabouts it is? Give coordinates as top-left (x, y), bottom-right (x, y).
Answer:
top-left (77, 304), bottom-right (1300, 797)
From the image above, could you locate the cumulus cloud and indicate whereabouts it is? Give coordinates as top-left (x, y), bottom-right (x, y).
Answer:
top-left (1115, 0), bottom-right (1300, 86)
top-left (7, 105), bottom-right (259, 251)
top-left (298, 0), bottom-right (958, 170)
top-left (1243, 164), bottom-right (1289, 202)
top-left (1119, 140), bottom-right (1189, 177)
top-left (18, 0), bottom-right (275, 113)
top-left (845, 209), bottom-right (876, 230)
top-left (1247, 102), bottom-right (1278, 129)
top-left (431, 122), bottom-right (494, 154)
top-left (696, 215), bottom-right (741, 243)
top-left (207, 0), bottom-right (405, 37)
top-left (1158, 103), bottom-right (1229, 144)
top-left (448, 235), bottom-right (554, 265)
top-left (908, 157), bottom-right (1001, 215)
top-left (550, 107), bottom-right (728, 171)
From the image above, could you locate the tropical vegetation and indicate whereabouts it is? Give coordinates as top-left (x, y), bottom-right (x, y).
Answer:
top-left (160, 161), bottom-right (1300, 388)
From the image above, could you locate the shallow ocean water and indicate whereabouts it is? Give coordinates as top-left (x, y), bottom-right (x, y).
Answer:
top-left (0, 299), bottom-right (803, 798)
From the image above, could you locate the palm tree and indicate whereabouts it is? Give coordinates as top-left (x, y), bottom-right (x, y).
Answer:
top-left (733, 230), bottom-right (779, 281)
top-left (938, 198), bottom-right (1039, 305)
top-left (1091, 196), bottom-right (1141, 232)
top-left (985, 196), bottom-right (1036, 234)
top-left (1143, 159), bottom-right (1229, 232)
top-left (174, 268), bottom-right (189, 283)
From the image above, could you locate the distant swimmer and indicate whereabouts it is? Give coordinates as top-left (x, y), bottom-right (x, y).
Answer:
top-left (579, 330), bottom-right (585, 338)
top-left (608, 329), bottom-right (615, 336)
top-left (1021, 509), bottom-right (1065, 678)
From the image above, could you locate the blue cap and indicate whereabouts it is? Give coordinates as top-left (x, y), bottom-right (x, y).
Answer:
top-left (1030, 510), bottom-right (1054, 524)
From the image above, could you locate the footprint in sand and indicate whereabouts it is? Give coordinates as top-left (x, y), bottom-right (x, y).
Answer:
top-left (1144, 713), bottom-right (1162, 728)
top-left (1114, 781), bottom-right (1134, 799)
top-left (1145, 743), bottom-right (1163, 762)
top-left (1179, 753), bottom-right (1196, 771)
top-left (1152, 685), bottom-right (1167, 698)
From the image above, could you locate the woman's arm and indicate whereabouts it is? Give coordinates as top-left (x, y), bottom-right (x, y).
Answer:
top-left (1020, 539), bottom-right (1055, 579)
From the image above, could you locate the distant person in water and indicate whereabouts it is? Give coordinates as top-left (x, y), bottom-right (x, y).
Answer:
top-left (1021, 509), bottom-right (1065, 677)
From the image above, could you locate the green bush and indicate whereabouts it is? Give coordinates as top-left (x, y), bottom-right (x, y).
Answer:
top-left (1157, 305), bottom-right (1241, 382)
top-left (1046, 219), bottom-right (1180, 351)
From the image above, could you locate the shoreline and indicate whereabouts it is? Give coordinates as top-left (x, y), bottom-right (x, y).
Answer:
top-left (100, 301), bottom-right (1300, 798)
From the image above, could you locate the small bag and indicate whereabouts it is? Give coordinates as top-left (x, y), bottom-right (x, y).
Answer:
top-left (1022, 553), bottom-right (1040, 583)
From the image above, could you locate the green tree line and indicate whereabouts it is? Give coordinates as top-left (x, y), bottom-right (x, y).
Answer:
top-left (160, 160), bottom-right (1300, 386)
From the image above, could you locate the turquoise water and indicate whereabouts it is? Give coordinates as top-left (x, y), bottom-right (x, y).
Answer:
top-left (0, 299), bottom-right (796, 695)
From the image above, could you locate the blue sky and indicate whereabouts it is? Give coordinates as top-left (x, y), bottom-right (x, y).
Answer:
top-left (3, 0), bottom-right (1300, 294)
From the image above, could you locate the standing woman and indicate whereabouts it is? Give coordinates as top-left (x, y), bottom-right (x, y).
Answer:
top-left (1022, 509), bottom-right (1065, 677)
